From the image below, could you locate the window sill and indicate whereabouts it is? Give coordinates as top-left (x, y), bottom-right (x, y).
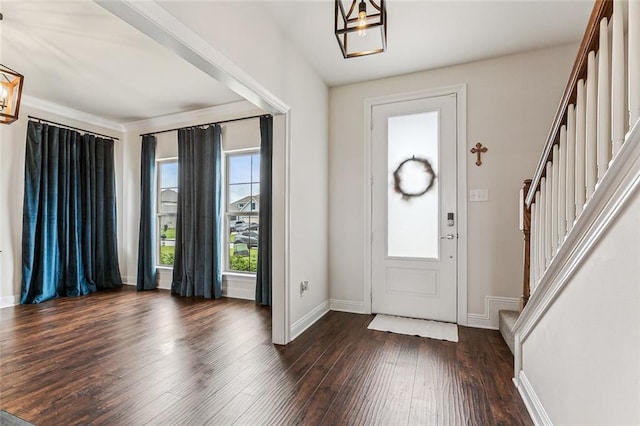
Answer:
top-left (154, 268), bottom-right (255, 279)
top-left (156, 266), bottom-right (173, 271)
top-left (223, 272), bottom-right (256, 280)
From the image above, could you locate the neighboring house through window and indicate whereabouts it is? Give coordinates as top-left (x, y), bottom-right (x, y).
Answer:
top-left (157, 160), bottom-right (177, 266)
top-left (226, 151), bottom-right (260, 273)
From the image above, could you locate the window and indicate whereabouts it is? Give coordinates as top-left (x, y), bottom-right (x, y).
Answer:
top-left (157, 160), bottom-right (177, 266)
top-left (154, 152), bottom-right (261, 272)
top-left (226, 151), bottom-right (260, 273)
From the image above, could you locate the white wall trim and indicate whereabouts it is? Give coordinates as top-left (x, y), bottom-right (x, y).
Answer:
top-left (222, 286), bottom-right (254, 301)
top-left (123, 274), bottom-right (256, 301)
top-left (122, 276), bottom-right (137, 286)
top-left (125, 272), bottom-right (171, 290)
top-left (0, 294), bottom-right (20, 308)
top-left (281, 112), bottom-right (292, 345)
top-left (514, 120), bottom-right (640, 343)
top-left (22, 95), bottom-right (125, 133)
top-left (362, 84), bottom-right (468, 324)
top-left (329, 298), bottom-right (367, 314)
top-left (122, 100), bottom-right (262, 133)
top-left (222, 275), bottom-right (256, 301)
top-left (466, 296), bottom-right (520, 330)
top-left (455, 86), bottom-right (469, 326)
top-left (290, 300), bottom-right (330, 341)
top-left (514, 370), bottom-right (552, 425)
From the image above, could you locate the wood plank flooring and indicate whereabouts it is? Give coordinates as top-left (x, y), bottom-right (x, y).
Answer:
top-left (0, 287), bottom-right (531, 425)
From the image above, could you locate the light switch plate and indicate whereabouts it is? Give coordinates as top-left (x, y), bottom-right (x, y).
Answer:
top-left (469, 189), bottom-right (489, 202)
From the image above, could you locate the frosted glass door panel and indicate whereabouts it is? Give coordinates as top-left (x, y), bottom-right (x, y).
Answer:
top-left (387, 111), bottom-right (439, 259)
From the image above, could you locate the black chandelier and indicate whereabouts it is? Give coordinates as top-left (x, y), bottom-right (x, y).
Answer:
top-left (335, 0), bottom-right (387, 59)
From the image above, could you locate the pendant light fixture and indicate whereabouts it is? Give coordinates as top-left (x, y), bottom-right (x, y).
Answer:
top-left (0, 64), bottom-right (24, 125)
top-left (335, 0), bottom-right (387, 58)
top-left (0, 14), bottom-right (24, 125)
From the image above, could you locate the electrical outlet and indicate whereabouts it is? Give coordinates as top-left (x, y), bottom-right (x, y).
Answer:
top-left (300, 280), bottom-right (309, 297)
top-left (469, 189), bottom-right (489, 202)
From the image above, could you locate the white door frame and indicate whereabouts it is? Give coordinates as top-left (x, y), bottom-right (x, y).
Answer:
top-left (94, 0), bottom-right (291, 344)
top-left (363, 85), bottom-right (468, 325)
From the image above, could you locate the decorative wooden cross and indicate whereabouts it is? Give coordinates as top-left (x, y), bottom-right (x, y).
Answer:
top-left (470, 142), bottom-right (488, 166)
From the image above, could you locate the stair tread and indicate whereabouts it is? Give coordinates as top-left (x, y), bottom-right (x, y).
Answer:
top-left (499, 310), bottom-right (519, 326)
top-left (498, 310), bottom-right (519, 355)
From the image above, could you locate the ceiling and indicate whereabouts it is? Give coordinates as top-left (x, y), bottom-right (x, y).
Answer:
top-left (263, 1), bottom-right (594, 87)
top-left (1, 0), bottom-right (243, 123)
top-left (0, 0), bottom-right (594, 125)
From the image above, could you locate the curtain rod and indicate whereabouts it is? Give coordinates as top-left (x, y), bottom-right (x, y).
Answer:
top-left (139, 113), bottom-right (271, 137)
top-left (28, 116), bottom-right (120, 141)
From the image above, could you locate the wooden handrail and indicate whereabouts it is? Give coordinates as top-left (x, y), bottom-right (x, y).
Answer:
top-left (526, 0), bottom-right (613, 207)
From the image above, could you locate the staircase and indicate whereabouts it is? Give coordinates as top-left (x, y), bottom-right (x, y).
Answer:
top-left (509, 0), bottom-right (640, 422)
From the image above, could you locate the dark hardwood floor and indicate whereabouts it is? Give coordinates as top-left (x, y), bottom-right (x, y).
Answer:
top-left (0, 287), bottom-right (531, 425)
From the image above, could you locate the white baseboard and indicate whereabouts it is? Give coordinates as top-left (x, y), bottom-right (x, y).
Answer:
top-left (467, 296), bottom-right (520, 330)
top-left (0, 294), bottom-right (20, 308)
top-left (222, 275), bottom-right (255, 301)
top-left (329, 298), bottom-right (367, 314)
top-left (156, 269), bottom-right (172, 290)
top-left (290, 300), bottom-right (330, 341)
top-left (126, 272), bottom-right (256, 300)
top-left (122, 276), bottom-right (136, 286)
top-left (514, 370), bottom-right (552, 425)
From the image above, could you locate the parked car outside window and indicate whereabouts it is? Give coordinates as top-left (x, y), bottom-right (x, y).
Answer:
top-left (231, 220), bottom-right (245, 232)
top-left (234, 232), bottom-right (258, 248)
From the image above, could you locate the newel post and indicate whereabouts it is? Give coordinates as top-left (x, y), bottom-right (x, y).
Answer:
top-left (520, 179), bottom-right (532, 310)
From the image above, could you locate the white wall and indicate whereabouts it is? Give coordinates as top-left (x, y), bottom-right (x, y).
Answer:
top-left (155, 1), bottom-right (331, 339)
top-left (328, 44), bottom-right (577, 325)
top-left (0, 104), bottom-right (124, 306)
top-left (521, 189), bottom-right (640, 424)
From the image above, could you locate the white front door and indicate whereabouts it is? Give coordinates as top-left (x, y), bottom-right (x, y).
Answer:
top-left (371, 94), bottom-right (458, 323)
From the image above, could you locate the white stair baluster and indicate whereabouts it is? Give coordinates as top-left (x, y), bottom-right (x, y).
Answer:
top-left (551, 146), bottom-right (559, 255)
top-left (575, 79), bottom-right (587, 216)
top-left (611, 0), bottom-right (627, 156)
top-left (539, 180), bottom-right (547, 270)
top-left (629, 0), bottom-right (640, 125)
top-left (597, 17), bottom-right (612, 181)
top-left (586, 51), bottom-right (598, 199)
top-left (535, 192), bottom-right (542, 281)
top-left (530, 202), bottom-right (537, 291)
top-left (558, 126), bottom-right (567, 243)
top-left (566, 104), bottom-right (576, 231)
top-left (545, 162), bottom-right (553, 265)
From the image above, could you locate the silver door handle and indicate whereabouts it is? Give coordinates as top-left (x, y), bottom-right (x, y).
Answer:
top-left (440, 234), bottom-right (455, 240)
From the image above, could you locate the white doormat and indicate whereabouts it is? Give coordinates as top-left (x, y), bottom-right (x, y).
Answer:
top-left (368, 314), bottom-right (459, 342)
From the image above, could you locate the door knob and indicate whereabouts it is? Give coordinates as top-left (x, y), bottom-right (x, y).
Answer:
top-left (440, 234), bottom-right (455, 240)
